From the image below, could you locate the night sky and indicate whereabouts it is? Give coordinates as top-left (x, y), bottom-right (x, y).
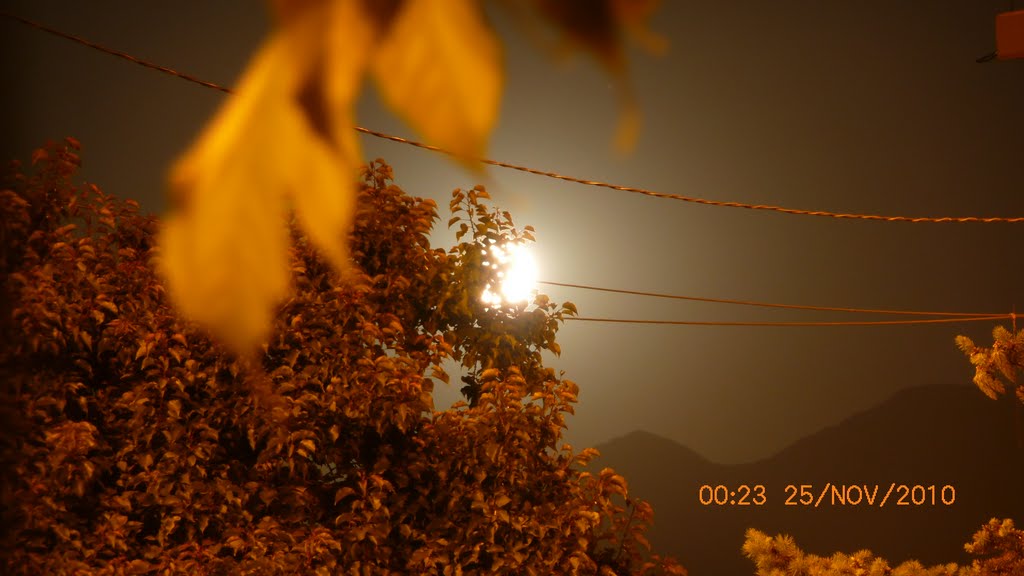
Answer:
top-left (3, 0), bottom-right (1023, 466)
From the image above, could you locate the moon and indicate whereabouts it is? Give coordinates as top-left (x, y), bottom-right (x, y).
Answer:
top-left (480, 242), bottom-right (539, 307)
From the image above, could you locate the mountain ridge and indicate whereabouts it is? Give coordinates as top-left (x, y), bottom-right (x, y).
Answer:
top-left (593, 384), bottom-right (1024, 576)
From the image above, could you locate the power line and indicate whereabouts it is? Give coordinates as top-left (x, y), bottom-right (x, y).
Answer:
top-left (354, 126), bottom-right (1024, 224)
top-left (564, 315), bottom-right (1013, 327)
top-left (540, 280), bottom-right (1003, 317)
top-left (5, 11), bottom-right (1020, 330)
top-left (0, 12), bottom-right (231, 95)
top-left (5, 11), bottom-right (1024, 225)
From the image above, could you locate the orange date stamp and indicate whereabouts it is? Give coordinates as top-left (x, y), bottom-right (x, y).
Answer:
top-left (698, 483), bottom-right (956, 507)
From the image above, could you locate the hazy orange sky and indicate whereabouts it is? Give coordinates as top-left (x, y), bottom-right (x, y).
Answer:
top-left (3, 0), bottom-right (1022, 464)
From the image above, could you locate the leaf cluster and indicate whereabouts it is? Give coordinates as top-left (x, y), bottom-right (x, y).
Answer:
top-left (956, 326), bottom-right (1024, 404)
top-left (437, 184), bottom-right (576, 405)
top-left (1, 142), bottom-right (682, 575)
top-left (742, 518), bottom-right (1023, 576)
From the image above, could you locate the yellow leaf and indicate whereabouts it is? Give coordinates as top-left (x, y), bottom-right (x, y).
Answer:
top-left (290, 0), bottom-right (377, 272)
top-left (614, 90), bottom-right (641, 152)
top-left (160, 3), bottom-right (356, 352)
top-left (533, 0), bottom-right (663, 152)
top-left (269, 0), bottom-right (323, 23)
top-left (372, 0), bottom-right (502, 162)
top-left (613, 0), bottom-right (667, 54)
top-left (334, 486), bottom-right (355, 505)
top-left (324, 0), bottom-right (377, 139)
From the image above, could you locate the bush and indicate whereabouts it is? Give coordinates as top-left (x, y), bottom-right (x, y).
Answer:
top-left (743, 518), bottom-right (1024, 576)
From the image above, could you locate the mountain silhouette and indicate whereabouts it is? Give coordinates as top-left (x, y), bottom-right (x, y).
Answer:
top-left (592, 384), bottom-right (1024, 576)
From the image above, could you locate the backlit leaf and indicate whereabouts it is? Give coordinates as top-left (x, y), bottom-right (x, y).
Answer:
top-left (532, 0), bottom-right (663, 150)
top-left (974, 369), bottom-right (1005, 400)
top-left (160, 3), bottom-right (355, 352)
top-left (334, 486), bottom-right (356, 505)
top-left (372, 0), bottom-right (502, 163)
top-left (292, 0), bottom-right (379, 272)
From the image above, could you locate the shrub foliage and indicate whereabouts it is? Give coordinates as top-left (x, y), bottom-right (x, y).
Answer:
top-left (0, 140), bottom-right (683, 575)
top-left (743, 519), bottom-right (1024, 576)
top-left (957, 326), bottom-right (1024, 406)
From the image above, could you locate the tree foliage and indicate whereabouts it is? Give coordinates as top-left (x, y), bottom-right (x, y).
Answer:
top-left (743, 519), bottom-right (1024, 576)
top-left (1, 140), bottom-right (683, 575)
top-left (956, 326), bottom-right (1024, 405)
top-left (160, 0), bottom-right (664, 354)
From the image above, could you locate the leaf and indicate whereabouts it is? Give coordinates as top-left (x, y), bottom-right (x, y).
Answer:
top-left (334, 486), bottom-right (356, 505)
top-left (31, 148), bottom-right (49, 166)
top-left (372, 0), bottom-right (502, 163)
top-left (974, 369), bottom-right (1005, 400)
top-left (483, 441), bottom-right (498, 462)
top-left (78, 331), bottom-right (92, 350)
top-left (611, 0), bottom-right (667, 53)
top-left (430, 364), bottom-right (450, 384)
top-left (532, 0), bottom-right (663, 150)
top-left (160, 3), bottom-right (357, 352)
top-left (955, 335), bottom-right (975, 354)
top-left (293, 0), bottom-right (380, 272)
top-left (992, 349), bottom-right (1017, 382)
top-left (535, 0), bottom-right (663, 72)
top-left (269, 0), bottom-right (322, 22)
top-left (612, 93), bottom-right (641, 152)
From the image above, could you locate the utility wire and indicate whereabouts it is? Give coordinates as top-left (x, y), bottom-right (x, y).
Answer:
top-left (540, 280), bottom-right (1003, 317)
top-left (5, 11), bottom-right (1024, 225)
top-left (0, 12), bottom-right (232, 95)
top-left (4, 11), bottom-right (1020, 329)
top-left (564, 315), bottom-right (1013, 327)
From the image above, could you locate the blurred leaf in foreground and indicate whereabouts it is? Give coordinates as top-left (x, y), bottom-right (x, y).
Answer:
top-left (161, 0), bottom-right (661, 354)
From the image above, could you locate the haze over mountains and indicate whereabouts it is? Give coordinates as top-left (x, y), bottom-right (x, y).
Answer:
top-left (593, 385), bottom-right (1024, 576)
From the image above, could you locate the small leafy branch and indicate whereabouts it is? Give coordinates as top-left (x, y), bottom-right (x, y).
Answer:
top-left (957, 326), bottom-right (1024, 405)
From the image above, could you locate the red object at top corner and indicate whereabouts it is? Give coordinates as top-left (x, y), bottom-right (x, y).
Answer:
top-left (996, 9), bottom-right (1024, 59)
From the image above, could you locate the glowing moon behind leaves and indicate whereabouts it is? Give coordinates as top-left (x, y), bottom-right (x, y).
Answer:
top-left (480, 242), bottom-right (539, 308)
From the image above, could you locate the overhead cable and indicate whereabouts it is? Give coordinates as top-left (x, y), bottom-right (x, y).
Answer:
top-left (540, 280), bottom-right (1003, 317)
top-left (0, 12), bottom-right (232, 95)
top-left (564, 315), bottom-right (1013, 327)
top-left (5, 11), bottom-right (1024, 224)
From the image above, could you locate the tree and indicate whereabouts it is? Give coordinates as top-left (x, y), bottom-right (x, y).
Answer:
top-left (1, 140), bottom-right (684, 575)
